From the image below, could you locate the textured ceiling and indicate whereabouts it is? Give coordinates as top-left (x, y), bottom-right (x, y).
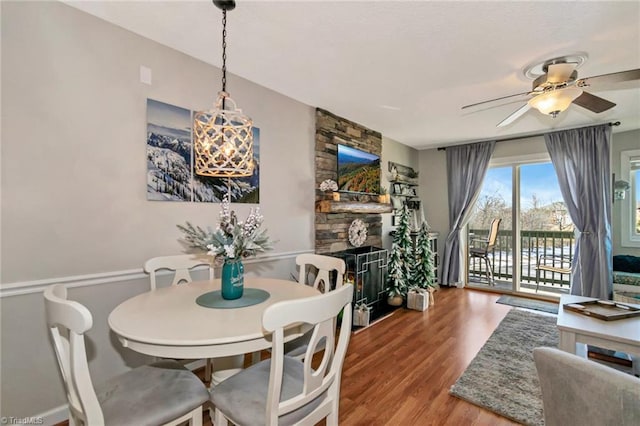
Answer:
top-left (64, 0), bottom-right (640, 149)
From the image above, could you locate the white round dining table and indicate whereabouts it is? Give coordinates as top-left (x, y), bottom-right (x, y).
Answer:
top-left (108, 277), bottom-right (319, 359)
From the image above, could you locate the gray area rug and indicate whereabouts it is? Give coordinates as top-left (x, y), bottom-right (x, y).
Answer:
top-left (450, 309), bottom-right (558, 426)
top-left (496, 295), bottom-right (559, 315)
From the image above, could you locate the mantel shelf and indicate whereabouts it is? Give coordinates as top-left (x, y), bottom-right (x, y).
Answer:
top-left (316, 200), bottom-right (393, 214)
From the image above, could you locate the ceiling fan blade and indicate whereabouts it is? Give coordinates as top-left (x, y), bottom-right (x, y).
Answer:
top-left (572, 91), bottom-right (616, 113)
top-left (578, 68), bottom-right (640, 86)
top-left (462, 91), bottom-right (532, 110)
top-left (497, 103), bottom-right (531, 127)
top-left (546, 63), bottom-right (577, 83)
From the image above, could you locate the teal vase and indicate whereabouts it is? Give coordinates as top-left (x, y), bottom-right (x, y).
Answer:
top-left (221, 259), bottom-right (244, 300)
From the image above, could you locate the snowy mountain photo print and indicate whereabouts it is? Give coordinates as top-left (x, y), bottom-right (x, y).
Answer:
top-left (146, 99), bottom-right (193, 201)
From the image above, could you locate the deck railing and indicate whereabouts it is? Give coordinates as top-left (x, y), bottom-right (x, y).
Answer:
top-left (468, 229), bottom-right (575, 286)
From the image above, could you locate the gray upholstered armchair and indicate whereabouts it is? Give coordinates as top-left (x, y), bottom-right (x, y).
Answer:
top-left (533, 347), bottom-right (640, 426)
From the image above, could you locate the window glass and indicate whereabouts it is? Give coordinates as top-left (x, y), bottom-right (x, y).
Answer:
top-left (620, 150), bottom-right (640, 247)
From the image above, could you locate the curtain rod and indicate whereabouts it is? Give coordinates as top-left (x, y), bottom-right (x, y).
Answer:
top-left (436, 121), bottom-right (621, 151)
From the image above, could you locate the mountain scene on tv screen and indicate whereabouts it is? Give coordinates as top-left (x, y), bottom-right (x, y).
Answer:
top-left (338, 146), bottom-right (381, 194)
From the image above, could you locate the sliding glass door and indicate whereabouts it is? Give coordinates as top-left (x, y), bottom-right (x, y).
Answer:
top-left (467, 160), bottom-right (573, 297)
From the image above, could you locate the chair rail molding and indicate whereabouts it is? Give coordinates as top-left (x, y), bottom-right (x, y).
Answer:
top-left (0, 249), bottom-right (313, 298)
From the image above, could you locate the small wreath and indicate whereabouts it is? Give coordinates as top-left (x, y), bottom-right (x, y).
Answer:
top-left (349, 219), bottom-right (367, 247)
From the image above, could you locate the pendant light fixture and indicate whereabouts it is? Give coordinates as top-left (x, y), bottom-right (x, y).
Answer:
top-left (194, 0), bottom-right (254, 177)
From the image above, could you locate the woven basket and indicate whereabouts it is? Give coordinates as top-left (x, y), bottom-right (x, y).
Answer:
top-left (613, 290), bottom-right (640, 305)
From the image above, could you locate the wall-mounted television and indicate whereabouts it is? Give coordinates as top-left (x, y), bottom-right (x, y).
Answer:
top-left (337, 144), bottom-right (381, 194)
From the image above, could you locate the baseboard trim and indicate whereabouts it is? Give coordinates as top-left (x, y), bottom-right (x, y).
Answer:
top-left (38, 403), bottom-right (68, 426)
top-left (0, 249), bottom-right (313, 298)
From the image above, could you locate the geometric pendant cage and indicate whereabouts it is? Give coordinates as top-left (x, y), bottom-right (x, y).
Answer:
top-left (194, 0), bottom-right (254, 178)
top-left (194, 91), bottom-right (254, 177)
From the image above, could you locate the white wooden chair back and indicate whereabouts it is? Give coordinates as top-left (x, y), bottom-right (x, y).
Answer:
top-left (44, 284), bottom-right (103, 425)
top-left (144, 254), bottom-right (213, 290)
top-left (295, 253), bottom-right (345, 294)
top-left (262, 283), bottom-right (353, 425)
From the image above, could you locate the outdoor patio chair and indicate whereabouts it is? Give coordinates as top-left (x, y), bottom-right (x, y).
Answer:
top-left (469, 218), bottom-right (501, 285)
top-left (535, 254), bottom-right (572, 292)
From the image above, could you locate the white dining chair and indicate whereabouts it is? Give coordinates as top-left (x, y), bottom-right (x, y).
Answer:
top-left (44, 284), bottom-right (209, 426)
top-left (144, 254), bottom-right (220, 382)
top-left (284, 254), bottom-right (347, 360)
top-left (144, 254), bottom-right (214, 291)
top-left (295, 253), bottom-right (345, 294)
top-left (211, 283), bottom-right (354, 426)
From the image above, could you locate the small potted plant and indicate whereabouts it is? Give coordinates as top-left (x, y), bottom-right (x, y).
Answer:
top-left (406, 169), bottom-right (419, 185)
top-left (319, 179), bottom-right (339, 201)
top-left (378, 186), bottom-right (390, 204)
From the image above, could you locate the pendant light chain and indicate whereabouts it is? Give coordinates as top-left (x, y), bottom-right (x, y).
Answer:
top-left (193, 1), bottom-right (254, 178)
top-left (221, 9), bottom-right (227, 93)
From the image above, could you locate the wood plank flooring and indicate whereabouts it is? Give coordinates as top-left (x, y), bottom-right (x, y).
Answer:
top-left (56, 288), bottom-right (522, 425)
top-left (335, 287), bottom-right (519, 426)
top-left (203, 287), bottom-right (520, 425)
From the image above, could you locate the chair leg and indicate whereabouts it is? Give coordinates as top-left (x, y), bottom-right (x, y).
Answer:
top-left (214, 408), bottom-right (229, 426)
top-left (326, 397), bottom-right (340, 426)
top-left (190, 406), bottom-right (203, 426)
top-left (535, 269), bottom-right (540, 293)
top-left (485, 256), bottom-right (495, 285)
top-left (205, 358), bottom-right (213, 384)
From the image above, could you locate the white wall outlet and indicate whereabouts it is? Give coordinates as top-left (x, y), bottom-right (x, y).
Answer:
top-left (140, 65), bottom-right (152, 85)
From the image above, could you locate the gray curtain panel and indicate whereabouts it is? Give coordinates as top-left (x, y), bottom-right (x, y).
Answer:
top-left (441, 141), bottom-right (496, 286)
top-left (545, 124), bottom-right (612, 299)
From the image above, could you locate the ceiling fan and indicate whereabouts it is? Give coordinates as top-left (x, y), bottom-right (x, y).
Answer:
top-left (462, 55), bottom-right (640, 127)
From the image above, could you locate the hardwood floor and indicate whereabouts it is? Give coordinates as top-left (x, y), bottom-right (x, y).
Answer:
top-left (203, 287), bottom-right (519, 425)
top-left (56, 288), bottom-right (519, 426)
top-left (335, 287), bottom-right (518, 426)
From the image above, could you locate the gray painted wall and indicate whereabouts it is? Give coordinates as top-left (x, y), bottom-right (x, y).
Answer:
top-left (380, 136), bottom-right (420, 250)
top-left (418, 148), bottom-right (448, 281)
top-left (1, 1), bottom-right (315, 420)
top-left (611, 129), bottom-right (640, 257)
top-left (1, 1), bottom-right (316, 284)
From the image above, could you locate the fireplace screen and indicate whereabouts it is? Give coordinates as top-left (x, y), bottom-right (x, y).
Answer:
top-left (330, 246), bottom-right (389, 327)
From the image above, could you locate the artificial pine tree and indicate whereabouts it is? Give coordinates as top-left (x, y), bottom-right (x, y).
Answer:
top-left (386, 204), bottom-right (413, 299)
top-left (386, 241), bottom-right (406, 299)
top-left (411, 223), bottom-right (436, 289)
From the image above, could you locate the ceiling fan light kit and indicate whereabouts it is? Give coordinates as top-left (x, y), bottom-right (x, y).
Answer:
top-left (528, 86), bottom-right (583, 117)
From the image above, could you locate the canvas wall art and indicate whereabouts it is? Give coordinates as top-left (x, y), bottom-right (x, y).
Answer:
top-left (146, 98), bottom-right (260, 203)
top-left (146, 99), bottom-right (193, 201)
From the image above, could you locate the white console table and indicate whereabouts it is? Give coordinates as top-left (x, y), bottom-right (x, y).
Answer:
top-left (557, 295), bottom-right (640, 358)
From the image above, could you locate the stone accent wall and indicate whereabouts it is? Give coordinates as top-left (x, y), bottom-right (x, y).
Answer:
top-left (315, 108), bottom-right (383, 253)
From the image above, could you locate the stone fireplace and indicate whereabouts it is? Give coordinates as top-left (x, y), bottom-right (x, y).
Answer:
top-left (314, 108), bottom-right (386, 253)
top-left (314, 109), bottom-right (394, 326)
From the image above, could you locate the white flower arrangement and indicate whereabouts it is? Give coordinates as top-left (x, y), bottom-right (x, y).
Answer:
top-left (348, 219), bottom-right (367, 247)
top-left (319, 179), bottom-right (338, 192)
top-left (177, 194), bottom-right (273, 262)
